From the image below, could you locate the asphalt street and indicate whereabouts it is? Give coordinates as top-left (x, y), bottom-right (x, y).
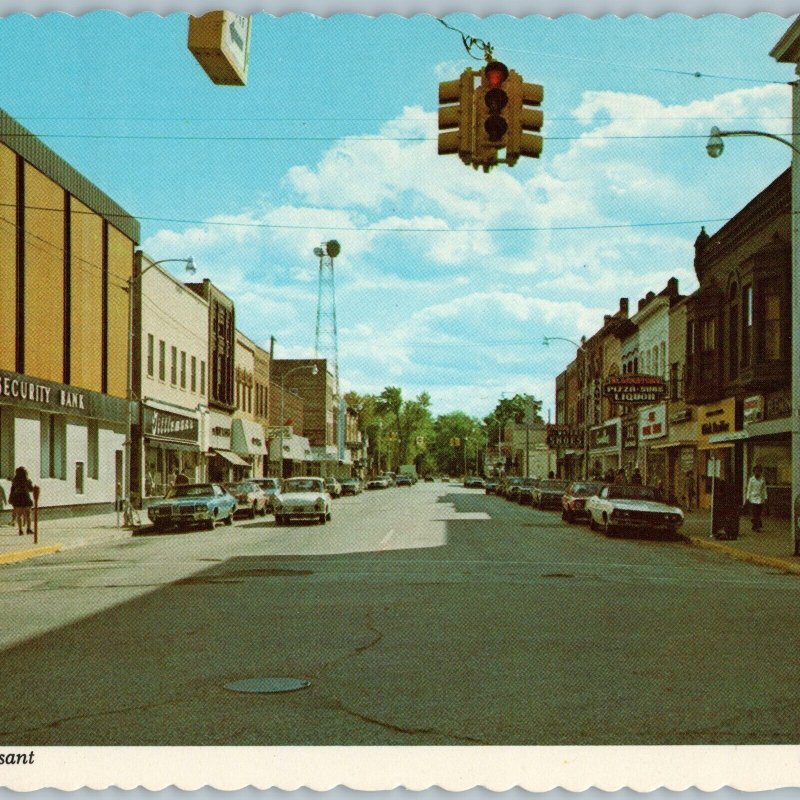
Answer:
top-left (1, 482), bottom-right (799, 745)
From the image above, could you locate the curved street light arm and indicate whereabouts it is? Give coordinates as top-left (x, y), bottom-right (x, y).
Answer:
top-left (707, 126), bottom-right (800, 158)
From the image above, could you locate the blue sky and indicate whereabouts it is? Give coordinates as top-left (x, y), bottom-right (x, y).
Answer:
top-left (0, 11), bottom-right (795, 418)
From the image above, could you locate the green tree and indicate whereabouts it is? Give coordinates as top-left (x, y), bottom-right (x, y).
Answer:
top-left (431, 412), bottom-right (486, 476)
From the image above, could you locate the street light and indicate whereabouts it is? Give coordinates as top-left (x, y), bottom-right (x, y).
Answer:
top-left (278, 363), bottom-right (319, 480)
top-left (125, 256), bottom-right (195, 524)
top-left (705, 123), bottom-right (800, 555)
top-left (542, 335), bottom-right (584, 350)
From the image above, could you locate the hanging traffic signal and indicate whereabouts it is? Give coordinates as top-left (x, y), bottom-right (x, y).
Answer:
top-left (483, 61), bottom-right (509, 142)
top-left (438, 69), bottom-right (475, 165)
top-left (506, 75), bottom-right (544, 165)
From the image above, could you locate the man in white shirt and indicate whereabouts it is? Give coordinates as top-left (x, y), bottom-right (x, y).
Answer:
top-left (745, 465), bottom-right (768, 533)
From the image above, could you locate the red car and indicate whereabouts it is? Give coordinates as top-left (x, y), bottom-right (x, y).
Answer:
top-left (561, 481), bottom-right (605, 524)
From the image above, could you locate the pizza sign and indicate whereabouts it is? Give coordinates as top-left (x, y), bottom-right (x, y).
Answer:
top-left (603, 375), bottom-right (667, 405)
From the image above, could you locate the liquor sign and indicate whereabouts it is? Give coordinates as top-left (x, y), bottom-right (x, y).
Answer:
top-left (603, 375), bottom-right (667, 405)
top-left (589, 421), bottom-right (619, 450)
top-left (546, 424), bottom-right (584, 449)
top-left (743, 395), bottom-right (764, 425)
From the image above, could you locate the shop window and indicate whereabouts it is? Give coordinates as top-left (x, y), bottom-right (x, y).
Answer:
top-left (147, 334), bottom-right (154, 378)
top-left (40, 413), bottom-right (66, 480)
top-left (75, 461), bottom-right (84, 495)
top-left (191, 356), bottom-right (197, 393)
top-left (171, 346), bottom-right (177, 385)
top-left (180, 351), bottom-right (187, 389)
top-left (763, 288), bottom-right (782, 361)
top-left (158, 340), bottom-right (166, 381)
top-left (87, 420), bottom-right (99, 479)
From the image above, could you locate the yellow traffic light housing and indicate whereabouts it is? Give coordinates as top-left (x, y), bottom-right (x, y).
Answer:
top-left (506, 74), bottom-right (544, 165)
top-left (438, 69), bottom-right (475, 165)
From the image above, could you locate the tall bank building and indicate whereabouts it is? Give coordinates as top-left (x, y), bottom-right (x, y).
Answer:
top-left (0, 109), bottom-right (139, 514)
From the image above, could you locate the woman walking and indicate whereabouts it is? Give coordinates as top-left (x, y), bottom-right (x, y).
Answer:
top-left (9, 466), bottom-right (34, 536)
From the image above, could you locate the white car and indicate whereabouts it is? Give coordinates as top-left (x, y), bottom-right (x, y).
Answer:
top-left (587, 483), bottom-right (684, 538)
top-left (273, 476), bottom-right (332, 525)
top-left (366, 476), bottom-right (389, 490)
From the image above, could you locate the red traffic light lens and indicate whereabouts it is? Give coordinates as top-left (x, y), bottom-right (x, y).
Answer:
top-left (485, 61), bottom-right (509, 88)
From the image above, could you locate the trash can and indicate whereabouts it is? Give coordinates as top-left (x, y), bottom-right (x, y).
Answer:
top-left (711, 479), bottom-right (739, 540)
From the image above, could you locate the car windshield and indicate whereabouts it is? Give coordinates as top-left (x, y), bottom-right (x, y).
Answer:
top-left (226, 482), bottom-right (252, 493)
top-left (607, 484), bottom-right (662, 501)
top-left (256, 479), bottom-right (279, 490)
top-left (571, 483), bottom-right (603, 496)
top-left (539, 480), bottom-right (569, 491)
top-left (284, 478), bottom-right (323, 493)
top-left (167, 483), bottom-right (214, 498)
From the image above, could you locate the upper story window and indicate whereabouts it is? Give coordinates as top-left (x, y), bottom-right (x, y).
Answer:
top-left (171, 346), bottom-right (178, 385)
top-left (742, 284), bottom-right (753, 367)
top-left (147, 334), bottom-right (154, 378)
top-left (763, 286), bottom-right (783, 361)
top-left (191, 356), bottom-right (197, 393)
top-left (158, 340), bottom-right (166, 382)
top-left (701, 318), bottom-right (716, 352)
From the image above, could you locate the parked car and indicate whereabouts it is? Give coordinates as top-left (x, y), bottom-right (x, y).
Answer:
top-left (485, 479), bottom-right (499, 494)
top-left (273, 476), bottom-right (332, 525)
top-left (586, 483), bottom-right (684, 538)
top-left (225, 480), bottom-right (268, 519)
top-left (532, 479), bottom-right (571, 510)
top-left (423, 475), bottom-right (435, 482)
top-left (516, 478), bottom-right (539, 505)
top-left (147, 482), bottom-right (236, 531)
top-left (396, 475), bottom-right (413, 487)
top-left (251, 477), bottom-right (281, 512)
top-left (464, 475), bottom-right (485, 489)
top-left (339, 478), bottom-right (362, 496)
top-left (498, 476), bottom-right (522, 499)
top-left (382, 473), bottom-right (397, 486)
top-left (366, 475), bottom-right (389, 490)
top-left (505, 477), bottom-right (526, 502)
top-left (324, 476), bottom-right (342, 498)
top-left (561, 481), bottom-right (605, 523)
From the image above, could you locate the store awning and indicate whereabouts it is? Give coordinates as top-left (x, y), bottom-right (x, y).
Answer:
top-left (270, 435), bottom-right (312, 461)
top-left (231, 418), bottom-right (268, 456)
top-left (212, 448), bottom-right (250, 467)
top-left (708, 430), bottom-right (750, 445)
top-left (650, 440), bottom-right (697, 450)
top-left (696, 442), bottom-right (735, 450)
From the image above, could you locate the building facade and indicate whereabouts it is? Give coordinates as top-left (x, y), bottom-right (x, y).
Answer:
top-left (0, 108), bottom-right (139, 513)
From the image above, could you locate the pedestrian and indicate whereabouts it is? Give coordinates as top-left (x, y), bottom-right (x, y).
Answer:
top-left (174, 471), bottom-right (189, 486)
top-left (745, 465), bottom-right (768, 533)
top-left (614, 468), bottom-right (627, 484)
top-left (9, 466), bottom-right (34, 536)
top-left (604, 468), bottom-right (615, 483)
top-left (630, 467), bottom-right (643, 485)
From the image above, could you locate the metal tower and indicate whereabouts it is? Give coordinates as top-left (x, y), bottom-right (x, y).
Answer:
top-left (313, 239), bottom-right (341, 393)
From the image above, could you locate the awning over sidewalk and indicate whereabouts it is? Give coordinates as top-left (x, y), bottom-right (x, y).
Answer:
top-left (212, 448), bottom-right (250, 467)
top-left (650, 440), bottom-right (696, 450)
top-left (231, 418), bottom-right (268, 456)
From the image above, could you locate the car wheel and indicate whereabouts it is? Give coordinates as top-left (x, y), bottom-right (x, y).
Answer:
top-left (260, 505), bottom-right (267, 517)
top-left (275, 514), bottom-right (284, 525)
top-left (249, 503), bottom-right (257, 520)
top-left (224, 510), bottom-right (234, 526)
top-left (204, 516), bottom-right (216, 531)
top-left (319, 513), bottom-right (326, 525)
top-left (326, 510), bottom-right (332, 521)
top-left (603, 516), bottom-right (617, 537)
top-left (589, 515), bottom-right (597, 531)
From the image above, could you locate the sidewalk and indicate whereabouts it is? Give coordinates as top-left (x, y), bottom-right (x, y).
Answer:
top-left (0, 511), bottom-right (134, 565)
top-left (680, 508), bottom-right (800, 575)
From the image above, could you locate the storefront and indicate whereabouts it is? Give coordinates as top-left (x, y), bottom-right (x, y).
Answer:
top-left (638, 403), bottom-right (667, 489)
top-left (588, 418), bottom-right (621, 479)
top-left (621, 415), bottom-right (638, 478)
top-left (0, 369), bottom-right (128, 513)
top-left (742, 391), bottom-right (792, 517)
top-left (696, 397), bottom-right (739, 511)
top-left (270, 432), bottom-right (313, 478)
top-left (140, 401), bottom-right (203, 500)
top-left (206, 409), bottom-right (249, 483)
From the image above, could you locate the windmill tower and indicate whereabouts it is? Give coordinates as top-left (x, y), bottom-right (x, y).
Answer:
top-left (313, 239), bottom-right (341, 394)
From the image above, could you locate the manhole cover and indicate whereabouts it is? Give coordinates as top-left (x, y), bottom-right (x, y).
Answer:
top-left (224, 677), bottom-right (311, 694)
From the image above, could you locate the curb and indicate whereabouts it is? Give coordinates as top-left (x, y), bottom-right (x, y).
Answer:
top-left (682, 534), bottom-right (800, 576)
top-left (0, 544), bottom-right (62, 565)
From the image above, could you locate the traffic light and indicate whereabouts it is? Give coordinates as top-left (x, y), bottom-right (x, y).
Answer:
top-left (506, 74), bottom-right (544, 165)
top-left (450, 437), bottom-right (461, 447)
top-left (438, 69), bottom-right (475, 165)
top-left (473, 61), bottom-right (510, 171)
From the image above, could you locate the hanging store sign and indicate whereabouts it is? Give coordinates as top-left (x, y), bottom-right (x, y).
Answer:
top-left (743, 395), bottom-right (764, 425)
top-left (546, 424), bottom-right (584, 449)
top-left (603, 375), bottom-right (667, 405)
top-left (589, 420), bottom-right (619, 450)
top-left (639, 404), bottom-right (667, 441)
